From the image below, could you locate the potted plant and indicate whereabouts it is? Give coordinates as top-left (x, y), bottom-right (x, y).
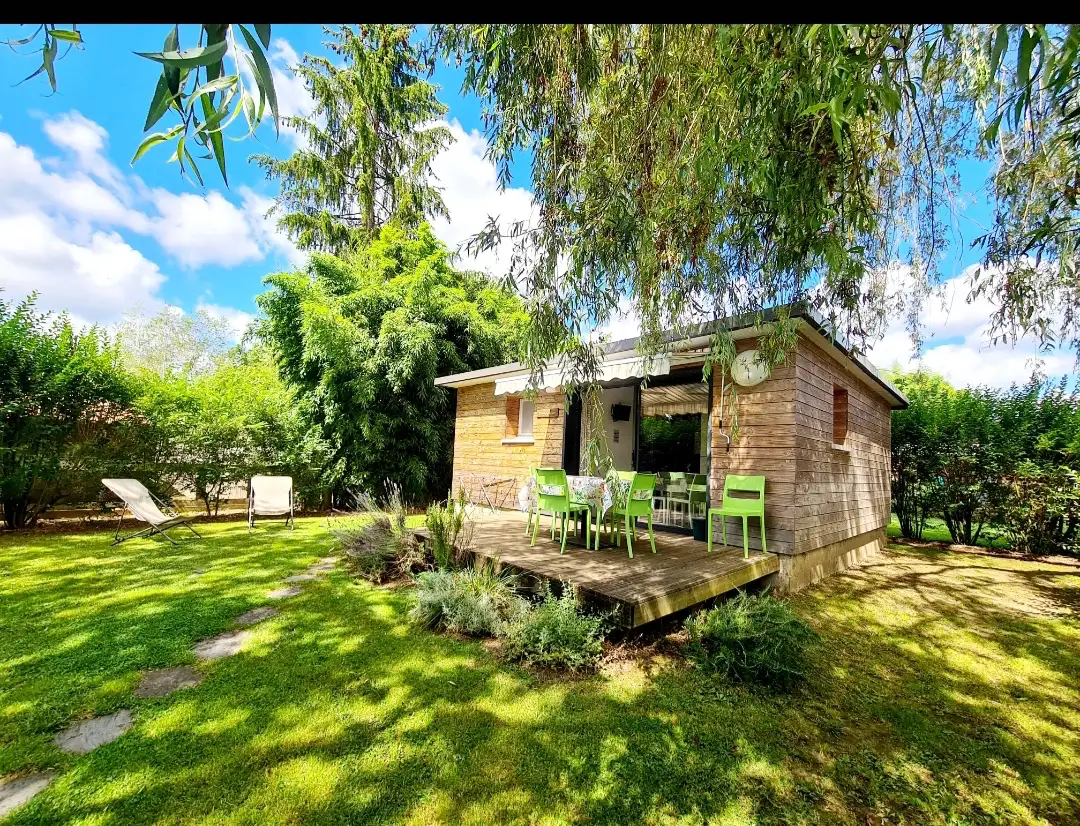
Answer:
top-left (690, 475), bottom-right (710, 541)
top-left (691, 514), bottom-right (708, 542)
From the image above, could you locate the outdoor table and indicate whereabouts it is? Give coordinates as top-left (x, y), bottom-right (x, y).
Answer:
top-left (519, 474), bottom-right (630, 548)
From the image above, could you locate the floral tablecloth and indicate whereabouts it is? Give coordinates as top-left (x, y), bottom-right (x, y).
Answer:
top-left (518, 475), bottom-right (631, 519)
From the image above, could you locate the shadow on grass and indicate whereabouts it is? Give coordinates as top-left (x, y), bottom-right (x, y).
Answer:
top-left (1, 526), bottom-right (1078, 825)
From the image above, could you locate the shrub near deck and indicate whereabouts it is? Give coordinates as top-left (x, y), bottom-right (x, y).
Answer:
top-left (685, 591), bottom-right (818, 689)
top-left (1, 522), bottom-right (1078, 825)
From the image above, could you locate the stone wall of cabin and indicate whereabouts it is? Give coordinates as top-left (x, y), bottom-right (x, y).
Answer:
top-left (449, 383), bottom-right (564, 509)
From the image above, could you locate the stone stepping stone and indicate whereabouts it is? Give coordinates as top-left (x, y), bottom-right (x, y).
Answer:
top-left (284, 573), bottom-right (317, 583)
top-left (267, 585), bottom-right (302, 600)
top-left (0, 773), bottom-right (54, 817)
top-left (193, 630), bottom-right (250, 661)
top-left (134, 666), bottom-right (203, 699)
top-left (54, 710), bottom-right (133, 755)
top-left (235, 606), bottom-right (278, 626)
top-left (307, 557), bottom-right (338, 574)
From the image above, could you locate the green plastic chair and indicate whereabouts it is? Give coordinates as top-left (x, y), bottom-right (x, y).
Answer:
top-left (666, 471), bottom-right (690, 525)
top-left (524, 467), bottom-right (538, 537)
top-left (597, 470), bottom-right (637, 544)
top-left (532, 468), bottom-right (591, 553)
top-left (689, 473), bottom-right (709, 518)
top-left (609, 472), bottom-right (657, 558)
top-left (707, 474), bottom-right (766, 558)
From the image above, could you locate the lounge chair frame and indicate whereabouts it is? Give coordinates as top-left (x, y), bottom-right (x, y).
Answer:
top-left (103, 480), bottom-right (202, 546)
top-left (248, 475), bottom-right (295, 531)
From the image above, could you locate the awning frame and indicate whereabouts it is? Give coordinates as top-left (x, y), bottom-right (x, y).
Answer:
top-left (493, 353), bottom-right (675, 396)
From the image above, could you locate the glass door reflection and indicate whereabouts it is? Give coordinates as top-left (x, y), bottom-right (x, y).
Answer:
top-left (638, 381), bottom-right (709, 527)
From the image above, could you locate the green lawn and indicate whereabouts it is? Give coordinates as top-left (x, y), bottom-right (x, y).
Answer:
top-left (2, 518), bottom-right (1079, 825)
top-left (886, 513), bottom-right (1013, 549)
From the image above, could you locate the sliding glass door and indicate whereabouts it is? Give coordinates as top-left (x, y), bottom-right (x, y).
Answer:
top-left (637, 378), bottom-right (709, 528)
top-left (565, 367), bottom-right (712, 532)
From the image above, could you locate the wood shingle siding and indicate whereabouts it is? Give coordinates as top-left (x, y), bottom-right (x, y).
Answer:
top-left (709, 339), bottom-right (797, 555)
top-left (707, 333), bottom-right (892, 558)
top-left (793, 335), bottom-right (892, 554)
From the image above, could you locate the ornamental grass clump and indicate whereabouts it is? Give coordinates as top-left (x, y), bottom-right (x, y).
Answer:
top-left (330, 485), bottom-right (421, 583)
top-left (411, 564), bottom-right (523, 636)
top-left (685, 590), bottom-right (818, 690)
top-left (426, 487), bottom-right (473, 570)
top-left (501, 584), bottom-right (607, 672)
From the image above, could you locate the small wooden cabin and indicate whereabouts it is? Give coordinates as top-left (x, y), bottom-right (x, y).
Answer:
top-left (434, 306), bottom-right (907, 592)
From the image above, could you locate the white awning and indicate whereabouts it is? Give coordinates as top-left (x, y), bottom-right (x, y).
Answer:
top-left (493, 353), bottom-right (672, 396)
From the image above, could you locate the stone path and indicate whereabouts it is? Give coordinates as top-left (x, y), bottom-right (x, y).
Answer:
top-left (2, 553), bottom-right (345, 818)
top-left (235, 606), bottom-right (278, 626)
top-left (0, 773), bottom-right (54, 817)
top-left (134, 667), bottom-right (203, 699)
top-left (308, 557), bottom-right (338, 574)
top-left (267, 585), bottom-right (302, 599)
top-left (54, 710), bottom-right (133, 755)
top-left (193, 630), bottom-right (250, 661)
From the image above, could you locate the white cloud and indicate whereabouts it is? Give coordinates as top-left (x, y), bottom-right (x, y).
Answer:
top-left (428, 119), bottom-right (538, 278)
top-left (865, 264), bottom-right (1076, 388)
top-left (149, 190), bottom-right (263, 268)
top-left (0, 130), bottom-right (148, 234)
top-left (269, 38), bottom-right (314, 147)
top-left (239, 186), bottom-right (305, 268)
top-left (0, 125), bottom-right (164, 326)
top-left (42, 111), bottom-right (126, 193)
top-left (197, 301), bottom-right (255, 341)
top-left (0, 111), bottom-right (282, 330)
top-left (0, 211), bottom-right (166, 328)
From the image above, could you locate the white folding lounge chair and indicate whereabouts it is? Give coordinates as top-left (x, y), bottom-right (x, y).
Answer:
top-left (102, 478), bottom-right (202, 546)
top-left (248, 475), bottom-right (295, 530)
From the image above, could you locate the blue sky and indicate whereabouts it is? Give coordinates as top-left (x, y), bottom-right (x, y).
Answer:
top-left (0, 24), bottom-right (1072, 388)
top-left (0, 24), bottom-right (535, 326)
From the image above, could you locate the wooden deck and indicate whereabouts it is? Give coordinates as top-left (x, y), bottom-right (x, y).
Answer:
top-left (456, 511), bottom-right (779, 628)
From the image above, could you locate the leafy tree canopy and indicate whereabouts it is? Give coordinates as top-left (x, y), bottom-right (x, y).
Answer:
top-left (889, 367), bottom-right (1080, 553)
top-left (253, 25), bottom-right (452, 255)
top-left (0, 295), bottom-right (130, 528)
top-left (257, 223), bottom-right (526, 502)
top-left (433, 24), bottom-right (1080, 381)
top-left (9, 23), bottom-right (1080, 377)
top-left (117, 304), bottom-right (235, 379)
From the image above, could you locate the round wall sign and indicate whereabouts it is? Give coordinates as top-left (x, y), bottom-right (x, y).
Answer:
top-left (731, 349), bottom-right (769, 387)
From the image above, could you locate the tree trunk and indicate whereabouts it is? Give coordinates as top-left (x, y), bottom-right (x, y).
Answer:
top-left (363, 109), bottom-right (379, 238)
top-left (2, 498), bottom-right (29, 530)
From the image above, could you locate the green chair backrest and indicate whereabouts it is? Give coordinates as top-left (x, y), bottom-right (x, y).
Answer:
top-left (617, 470), bottom-right (636, 481)
top-left (721, 474), bottom-right (766, 513)
top-left (535, 468), bottom-right (570, 511)
top-left (622, 472), bottom-right (657, 516)
top-left (667, 471), bottom-right (687, 493)
top-left (689, 473), bottom-right (709, 503)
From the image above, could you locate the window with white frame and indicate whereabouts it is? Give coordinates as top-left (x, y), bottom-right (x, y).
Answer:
top-left (518, 398), bottom-right (535, 437)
